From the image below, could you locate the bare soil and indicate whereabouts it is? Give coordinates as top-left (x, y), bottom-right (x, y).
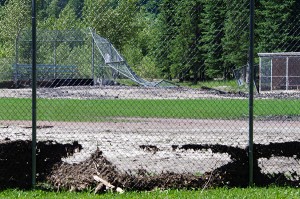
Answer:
top-left (1, 85), bottom-right (300, 191)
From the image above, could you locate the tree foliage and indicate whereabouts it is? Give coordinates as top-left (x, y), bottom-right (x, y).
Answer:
top-left (256, 0), bottom-right (295, 52)
top-left (221, 0), bottom-right (249, 77)
top-left (0, 0), bottom-right (31, 57)
top-left (1, 0), bottom-right (299, 83)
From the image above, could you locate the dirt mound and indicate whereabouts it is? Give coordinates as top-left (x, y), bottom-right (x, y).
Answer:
top-left (48, 142), bottom-right (300, 192)
top-left (47, 149), bottom-right (219, 192)
top-left (1, 140), bottom-right (300, 191)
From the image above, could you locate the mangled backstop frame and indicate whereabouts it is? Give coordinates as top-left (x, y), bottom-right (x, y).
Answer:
top-left (15, 29), bottom-right (176, 88)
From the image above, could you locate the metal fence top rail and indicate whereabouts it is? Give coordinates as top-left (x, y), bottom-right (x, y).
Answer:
top-left (258, 52), bottom-right (300, 57)
top-left (18, 29), bottom-right (88, 42)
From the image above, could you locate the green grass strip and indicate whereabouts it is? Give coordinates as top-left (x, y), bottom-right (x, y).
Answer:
top-left (0, 98), bottom-right (299, 121)
top-left (1, 187), bottom-right (300, 199)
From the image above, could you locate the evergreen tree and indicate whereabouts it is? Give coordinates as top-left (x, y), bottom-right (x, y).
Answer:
top-left (283, 0), bottom-right (300, 52)
top-left (169, 0), bottom-right (203, 82)
top-left (154, 0), bottom-right (180, 80)
top-left (199, 0), bottom-right (226, 79)
top-left (139, 0), bottom-right (162, 15)
top-left (221, 0), bottom-right (249, 78)
top-left (256, 0), bottom-right (294, 52)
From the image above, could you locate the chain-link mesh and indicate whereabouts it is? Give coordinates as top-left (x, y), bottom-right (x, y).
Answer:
top-left (253, 0), bottom-right (300, 186)
top-left (1, 0), bottom-right (300, 191)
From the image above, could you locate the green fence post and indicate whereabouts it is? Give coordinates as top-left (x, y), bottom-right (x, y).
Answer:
top-left (249, 0), bottom-right (255, 186)
top-left (31, 0), bottom-right (37, 188)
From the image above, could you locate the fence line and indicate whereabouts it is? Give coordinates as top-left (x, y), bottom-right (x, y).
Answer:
top-left (0, 0), bottom-right (300, 191)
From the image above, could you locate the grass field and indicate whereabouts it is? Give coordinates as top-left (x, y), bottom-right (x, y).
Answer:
top-left (177, 79), bottom-right (239, 89)
top-left (0, 98), bottom-right (299, 121)
top-left (1, 187), bottom-right (299, 199)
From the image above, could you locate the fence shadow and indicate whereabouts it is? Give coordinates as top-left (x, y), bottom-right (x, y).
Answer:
top-left (0, 140), bottom-right (82, 189)
top-left (178, 141), bottom-right (300, 187)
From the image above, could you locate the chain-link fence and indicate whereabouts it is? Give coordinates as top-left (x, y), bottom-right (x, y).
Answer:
top-left (1, 0), bottom-right (300, 191)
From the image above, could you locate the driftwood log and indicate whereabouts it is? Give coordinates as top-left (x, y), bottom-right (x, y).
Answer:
top-left (93, 175), bottom-right (124, 194)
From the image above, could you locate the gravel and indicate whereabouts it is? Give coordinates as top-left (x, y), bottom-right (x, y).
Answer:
top-left (2, 85), bottom-right (300, 100)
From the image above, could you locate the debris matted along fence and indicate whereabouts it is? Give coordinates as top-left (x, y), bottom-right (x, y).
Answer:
top-left (1, 0), bottom-right (300, 192)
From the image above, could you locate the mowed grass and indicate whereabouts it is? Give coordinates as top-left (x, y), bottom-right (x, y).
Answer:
top-left (0, 98), bottom-right (299, 121)
top-left (1, 187), bottom-right (300, 199)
